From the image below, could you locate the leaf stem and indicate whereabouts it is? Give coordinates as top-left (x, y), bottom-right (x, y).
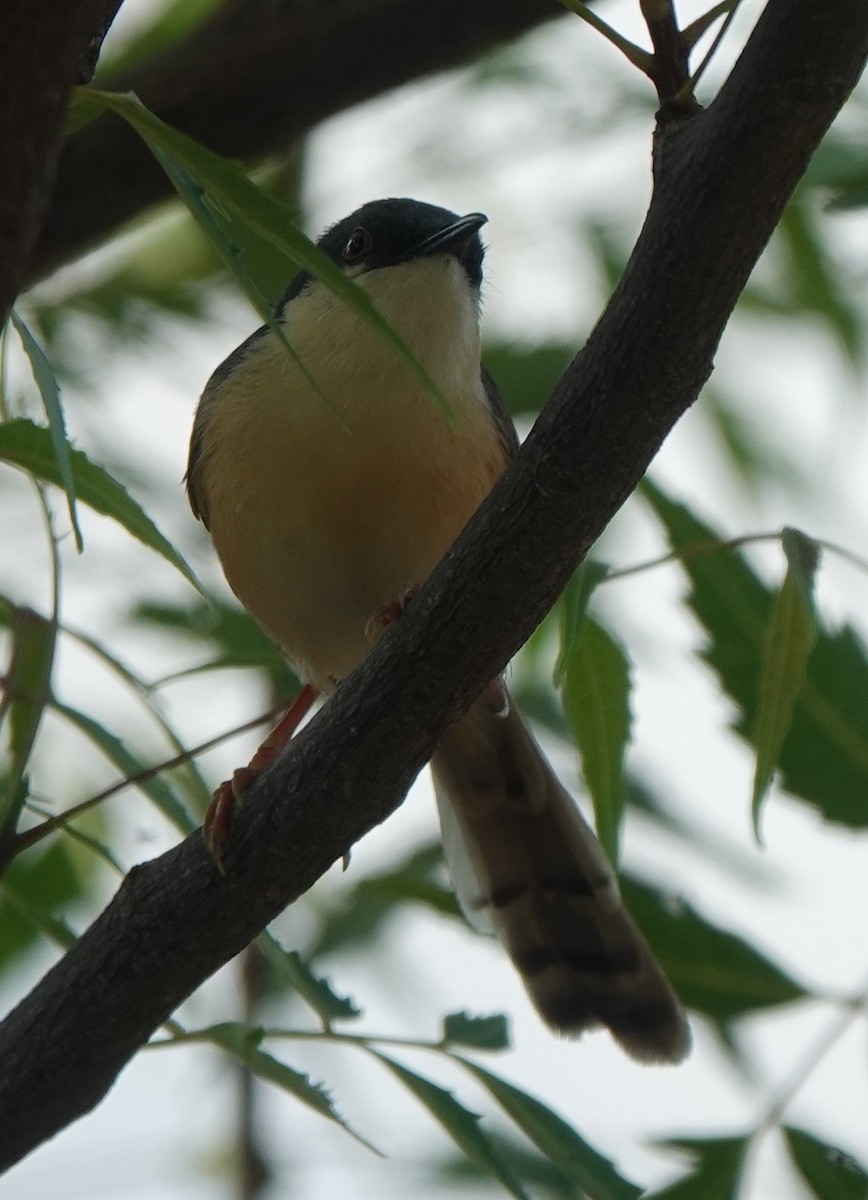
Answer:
top-left (556, 0), bottom-right (653, 73)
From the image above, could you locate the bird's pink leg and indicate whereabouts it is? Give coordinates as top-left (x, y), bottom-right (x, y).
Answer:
top-left (203, 681), bottom-right (318, 868)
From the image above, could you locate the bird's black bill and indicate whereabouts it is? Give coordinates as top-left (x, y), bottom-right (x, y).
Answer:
top-left (408, 212), bottom-right (488, 261)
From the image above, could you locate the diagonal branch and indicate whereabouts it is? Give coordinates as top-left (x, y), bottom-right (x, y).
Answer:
top-left (0, 0), bottom-right (123, 325)
top-left (26, 0), bottom-right (559, 285)
top-left (0, 0), bottom-right (866, 1175)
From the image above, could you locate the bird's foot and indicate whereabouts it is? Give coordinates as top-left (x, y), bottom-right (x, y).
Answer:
top-left (202, 681), bottom-right (318, 870)
top-left (365, 583), bottom-right (422, 644)
top-left (482, 675), bottom-right (510, 718)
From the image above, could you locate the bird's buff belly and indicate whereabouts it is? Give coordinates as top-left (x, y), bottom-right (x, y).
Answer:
top-left (208, 427), bottom-right (503, 691)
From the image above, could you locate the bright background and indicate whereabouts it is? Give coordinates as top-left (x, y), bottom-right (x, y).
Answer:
top-left (2, 2), bottom-right (868, 1197)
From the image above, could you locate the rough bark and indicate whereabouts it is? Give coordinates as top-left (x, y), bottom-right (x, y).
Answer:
top-left (0, 0), bottom-right (122, 324)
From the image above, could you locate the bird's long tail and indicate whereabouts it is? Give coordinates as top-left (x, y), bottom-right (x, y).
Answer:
top-left (431, 691), bottom-right (690, 1063)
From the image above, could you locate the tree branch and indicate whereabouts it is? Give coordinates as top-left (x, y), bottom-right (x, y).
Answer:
top-left (0, 0), bottom-right (866, 1174)
top-left (0, 0), bottom-right (123, 324)
top-left (26, 0), bottom-right (559, 284)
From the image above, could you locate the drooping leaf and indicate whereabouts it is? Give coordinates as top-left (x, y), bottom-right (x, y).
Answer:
top-left (70, 89), bottom-right (448, 412)
top-left (432, 1132), bottom-right (585, 1199)
top-left (54, 702), bottom-right (196, 836)
top-left (622, 877), bottom-right (807, 1020)
top-left (134, 597), bottom-right (297, 693)
top-left (10, 312), bottom-right (82, 549)
top-left (643, 481), bottom-right (868, 829)
top-left (784, 1125), bottom-right (868, 1200)
top-left (560, 614), bottom-right (631, 865)
top-left (442, 1012), bottom-right (510, 1052)
top-left (555, 559), bottom-right (609, 686)
top-left (0, 607), bottom-right (56, 836)
top-left (308, 842), bottom-right (459, 960)
top-left (459, 1058), bottom-right (642, 1200)
top-left (257, 934), bottom-right (362, 1024)
top-left (63, 623), bottom-right (213, 811)
top-left (751, 528), bottom-right (819, 837)
top-left (649, 1135), bottom-right (750, 1199)
top-left (372, 1052), bottom-right (530, 1200)
top-left (0, 418), bottom-right (200, 592)
top-left (205, 1022), bottom-right (377, 1151)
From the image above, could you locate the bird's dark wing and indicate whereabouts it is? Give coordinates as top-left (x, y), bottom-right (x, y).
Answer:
top-left (481, 364), bottom-right (519, 461)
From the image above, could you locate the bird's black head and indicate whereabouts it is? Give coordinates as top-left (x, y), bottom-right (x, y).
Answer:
top-left (278, 198), bottom-right (487, 314)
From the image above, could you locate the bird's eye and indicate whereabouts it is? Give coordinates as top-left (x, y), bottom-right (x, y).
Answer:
top-left (343, 227), bottom-right (371, 262)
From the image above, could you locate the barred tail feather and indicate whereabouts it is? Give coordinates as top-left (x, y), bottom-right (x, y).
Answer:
top-left (431, 694), bottom-right (690, 1064)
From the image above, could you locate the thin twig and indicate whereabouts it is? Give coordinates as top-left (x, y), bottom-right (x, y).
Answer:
top-left (557, 0), bottom-right (653, 72)
top-left (5, 702), bottom-right (289, 858)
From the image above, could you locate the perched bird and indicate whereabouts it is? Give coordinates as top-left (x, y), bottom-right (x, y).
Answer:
top-left (187, 197), bottom-right (690, 1063)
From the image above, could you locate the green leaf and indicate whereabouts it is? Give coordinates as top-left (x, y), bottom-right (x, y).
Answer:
top-left (442, 1012), bottom-right (510, 1052)
top-left (10, 312), bottom-right (82, 549)
top-left (804, 131), bottom-right (868, 213)
top-left (483, 341), bottom-right (574, 422)
top-left (555, 559), bottom-right (609, 685)
top-left (63, 624), bottom-right (213, 811)
top-left (0, 841), bottom-right (84, 969)
top-left (622, 877), bottom-right (807, 1020)
top-left (649, 1135), bottom-right (750, 1199)
top-left (95, 0), bottom-right (223, 79)
top-left (205, 1022), bottom-right (377, 1152)
top-left (71, 89), bottom-right (448, 413)
top-left (560, 615), bottom-right (631, 865)
top-left (54, 702), bottom-right (196, 836)
top-left (784, 1126), bottom-right (868, 1200)
top-left (0, 607), bottom-right (56, 836)
top-left (372, 1052), bottom-right (531, 1200)
top-left (751, 528), bottom-right (819, 837)
top-left (458, 1058), bottom-right (642, 1200)
top-left (643, 481), bottom-right (868, 829)
top-left (134, 597), bottom-right (298, 693)
top-left (257, 935), bottom-right (362, 1024)
top-left (308, 842), bottom-right (459, 960)
top-left (0, 418), bottom-right (200, 592)
top-left (775, 195), bottom-right (862, 362)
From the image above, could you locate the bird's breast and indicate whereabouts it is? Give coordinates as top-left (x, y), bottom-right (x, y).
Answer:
top-left (196, 266), bottom-right (507, 689)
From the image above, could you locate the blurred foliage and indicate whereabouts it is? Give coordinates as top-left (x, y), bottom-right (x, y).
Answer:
top-left (2, 2), bottom-right (868, 1198)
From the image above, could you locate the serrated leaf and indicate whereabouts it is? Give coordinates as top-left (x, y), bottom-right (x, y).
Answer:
top-left (0, 418), bottom-right (200, 592)
top-left (555, 560), bottom-right (609, 686)
top-left (205, 1022), bottom-right (378, 1152)
top-left (643, 481), bottom-right (868, 829)
top-left (560, 616), bottom-right (631, 865)
top-left (622, 877), bottom-right (806, 1020)
top-left (751, 528), bottom-right (819, 837)
top-left (0, 608), bottom-right (56, 836)
top-left (458, 1058), bottom-right (641, 1200)
top-left (373, 1052), bottom-right (530, 1200)
top-left (70, 89), bottom-right (448, 413)
top-left (442, 1012), bottom-right (510, 1052)
top-left (10, 312), bottom-right (82, 549)
top-left (257, 934), bottom-right (361, 1024)
top-left (650, 1135), bottom-right (750, 1199)
top-left (784, 1126), bottom-right (868, 1200)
